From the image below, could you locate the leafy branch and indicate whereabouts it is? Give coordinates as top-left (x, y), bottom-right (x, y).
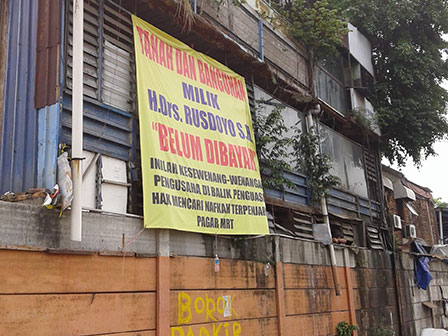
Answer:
top-left (207, 0), bottom-right (245, 11)
top-left (435, 197), bottom-right (448, 208)
top-left (274, 0), bottom-right (348, 95)
top-left (335, 0), bottom-right (448, 165)
top-left (292, 124), bottom-right (340, 205)
top-left (346, 107), bottom-right (375, 143)
top-left (253, 99), bottom-right (294, 190)
top-left (254, 99), bottom-right (340, 203)
top-left (336, 321), bottom-right (358, 336)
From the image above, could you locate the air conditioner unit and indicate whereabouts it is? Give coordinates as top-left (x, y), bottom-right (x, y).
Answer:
top-left (393, 215), bottom-right (402, 229)
top-left (404, 224), bottom-right (417, 239)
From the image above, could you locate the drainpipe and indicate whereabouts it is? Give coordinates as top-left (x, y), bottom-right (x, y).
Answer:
top-left (306, 105), bottom-right (342, 296)
top-left (439, 210), bottom-right (444, 245)
top-left (71, 0), bottom-right (84, 242)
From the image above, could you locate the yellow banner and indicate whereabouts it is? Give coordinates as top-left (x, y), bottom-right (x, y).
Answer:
top-left (132, 15), bottom-right (268, 235)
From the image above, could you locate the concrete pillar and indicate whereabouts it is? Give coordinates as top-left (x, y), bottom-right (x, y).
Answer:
top-left (344, 248), bottom-right (357, 335)
top-left (274, 236), bottom-right (286, 335)
top-left (156, 229), bottom-right (170, 336)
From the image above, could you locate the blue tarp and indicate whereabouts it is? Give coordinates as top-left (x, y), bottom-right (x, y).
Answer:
top-left (412, 241), bottom-right (433, 290)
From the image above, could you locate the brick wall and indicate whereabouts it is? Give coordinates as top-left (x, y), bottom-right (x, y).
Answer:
top-left (409, 197), bottom-right (439, 245)
top-left (385, 188), bottom-right (439, 246)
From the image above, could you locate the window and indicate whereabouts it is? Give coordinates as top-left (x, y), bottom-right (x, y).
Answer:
top-left (65, 0), bottom-right (135, 112)
top-left (315, 55), bottom-right (348, 115)
top-left (319, 123), bottom-right (368, 198)
top-left (254, 86), bottom-right (305, 168)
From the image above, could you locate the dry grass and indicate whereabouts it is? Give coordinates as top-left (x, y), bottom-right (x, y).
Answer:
top-left (176, 0), bottom-right (195, 31)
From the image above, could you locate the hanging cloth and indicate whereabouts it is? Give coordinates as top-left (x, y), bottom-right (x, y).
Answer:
top-left (412, 240), bottom-right (433, 290)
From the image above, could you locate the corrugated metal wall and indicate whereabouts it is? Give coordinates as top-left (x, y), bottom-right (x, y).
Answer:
top-left (35, 0), bottom-right (63, 190)
top-left (60, 95), bottom-right (132, 161)
top-left (37, 104), bottom-right (60, 189)
top-left (0, 0), bottom-right (9, 140)
top-left (61, 0), bottom-right (133, 162)
top-left (0, 0), bottom-right (38, 193)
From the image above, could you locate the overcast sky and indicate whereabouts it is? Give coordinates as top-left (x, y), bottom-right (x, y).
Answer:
top-left (381, 37), bottom-right (448, 202)
top-left (384, 79), bottom-right (448, 202)
top-left (385, 140), bottom-right (448, 201)
top-left (383, 76), bottom-right (448, 202)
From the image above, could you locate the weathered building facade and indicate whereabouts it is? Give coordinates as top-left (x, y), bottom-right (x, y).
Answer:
top-left (0, 0), bottom-right (385, 238)
top-left (0, 0), bottom-right (446, 335)
top-left (383, 165), bottom-right (440, 247)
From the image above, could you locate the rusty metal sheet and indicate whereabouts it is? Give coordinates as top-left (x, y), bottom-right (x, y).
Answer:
top-left (34, 0), bottom-right (61, 109)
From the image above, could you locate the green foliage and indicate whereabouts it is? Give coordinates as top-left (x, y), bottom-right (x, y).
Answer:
top-left (275, 0), bottom-right (348, 61)
top-left (367, 320), bottom-right (394, 336)
top-left (333, 0), bottom-right (448, 165)
top-left (347, 107), bottom-right (374, 142)
top-left (253, 99), bottom-right (294, 190)
top-left (292, 126), bottom-right (340, 205)
top-left (336, 321), bottom-right (358, 336)
top-left (435, 197), bottom-right (448, 208)
top-left (208, 0), bottom-right (245, 10)
top-left (254, 101), bottom-right (340, 202)
top-left (368, 327), bottom-right (394, 336)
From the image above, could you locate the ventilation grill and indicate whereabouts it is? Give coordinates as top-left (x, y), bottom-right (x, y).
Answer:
top-left (367, 225), bottom-right (384, 250)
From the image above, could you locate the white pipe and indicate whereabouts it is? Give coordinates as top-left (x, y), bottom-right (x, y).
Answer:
top-left (71, 0), bottom-right (84, 242)
top-left (321, 196), bottom-right (342, 295)
top-left (439, 210), bottom-right (444, 245)
top-left (307, 106), bottom-right (341, 295)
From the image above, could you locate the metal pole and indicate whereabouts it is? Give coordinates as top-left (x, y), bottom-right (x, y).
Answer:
top-left (306, 108), bottom-right (342, 296)
top-left (71, 0), bottom-right (84, 242)
top-left (321, 197), bottom-right (342, 295)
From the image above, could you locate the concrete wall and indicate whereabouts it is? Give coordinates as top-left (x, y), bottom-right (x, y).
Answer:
top-left (397, 253), bottom-right (448, 335)
top-left (352, 249), bottom-right (400, 335)
top-left (0, 249), bottom-right (157, 335)
top-left (2, 201), bottom-right (448, 335)
top-left (171, 256), bottom-right (278, 335)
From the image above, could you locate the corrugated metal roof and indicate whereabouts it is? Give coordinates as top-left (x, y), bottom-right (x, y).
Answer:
top-left (0, 0), bottom-right (38, 193)
top-left (405, 180), bottom-right (433, 200)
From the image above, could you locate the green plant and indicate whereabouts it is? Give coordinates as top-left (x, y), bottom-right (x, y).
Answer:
top-left (348, 108), bottom-right (373, 131)
top-left (208, 0), bottom-right (245, 11)
top-left (435, 197), bottom-right (448, 208)
top-left (274, 0), bottom-right (348, 95)
top-left (334, 0), bottom-right (448, 166)
top-left (336, 321), bottom-right (358, 336)
top-left (253, 99), bottom-right (294, 190)
top-left (346, 107), bottom-right (375, 144)
top-left (368, 325), bottom-right (394, 336)
top-left (176, 0), bottom-right (245, 29)
top-left (292, 125), bottom-right (340, 206)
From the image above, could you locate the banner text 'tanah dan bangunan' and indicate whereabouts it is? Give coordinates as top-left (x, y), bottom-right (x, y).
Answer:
top-left (132, 15), bottom-right (268, 235)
